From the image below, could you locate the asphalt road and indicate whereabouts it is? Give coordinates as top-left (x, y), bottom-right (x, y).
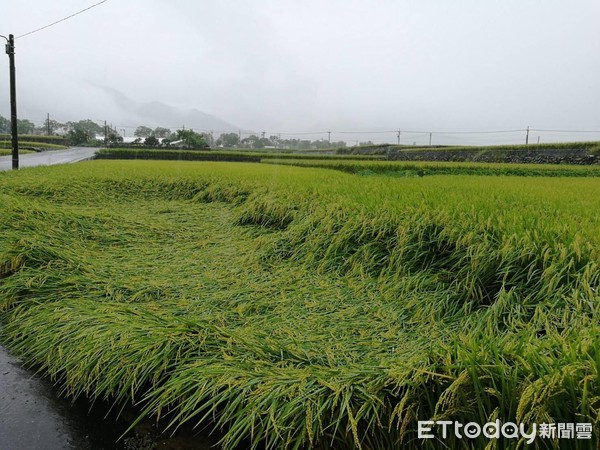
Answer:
top-left (0, 147), bottom-right (99, 171)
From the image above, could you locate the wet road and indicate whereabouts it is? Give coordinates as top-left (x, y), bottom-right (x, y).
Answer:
top-left (0, 147), bottom-right (99, 171)
top-left (0, 346), bottom-right (90, 450)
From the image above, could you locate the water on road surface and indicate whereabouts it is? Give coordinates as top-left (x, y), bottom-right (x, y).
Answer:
top-left (0, 343), bottom-right (223, 450)
top-left (0, 147), bottom-right (99, 171)
top-left (0, 346), bottom-right (99, 449)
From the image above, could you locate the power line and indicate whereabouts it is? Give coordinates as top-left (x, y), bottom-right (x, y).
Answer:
top-left (16, 0), bottom-right (109, 39)
top-left (531, 128), bottom-right (600, 133)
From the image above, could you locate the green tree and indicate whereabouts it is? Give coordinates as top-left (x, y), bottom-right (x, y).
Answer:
top-left (134, 126), bottom-right (153, 138)
top-left (0, 115), bottom-right (10, 133)
top-left (144, 135), bottom-right (160, 147)
top-left (35, 119), bottom-right (63, 136)
top-left (216, 132), bottom-right (240, 147)
top-left (17, 119), bottom-right (36, 134)
top-left (241, 134), bottom-right (259, 148)
top-left (153, 127), bottom-right (171, 139)
top-left (66, 128), bottom-right (90, 145)
top-left (107, 132), bottom-right (123, 146)
top-left (175, 129), bottom-right (209, 149)
top-left (67, 120), bottom-right (104, 138)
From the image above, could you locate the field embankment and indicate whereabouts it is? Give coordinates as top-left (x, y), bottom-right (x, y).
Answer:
top-left (1, 134), bottom-right (68, 151)
top-left (95, 148), bottom-right (384, 162)
top-left (0, 161), bottom-right (598, 449)
top-left (263, 158), bottom-right (600, 177)
top-left (0, 149), bottom-right (35, 156)
top-left (0, 141), bottom-right (67, 152)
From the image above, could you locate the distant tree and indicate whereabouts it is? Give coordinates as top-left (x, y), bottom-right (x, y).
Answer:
top-left (298, 140), bottom-right (311, 150)
top-left (153, 127), bottom-right (171, 139)
top-left (175, 129), bottom-right (209, 149)
top-left (17, 119), bottom-right (36, 134)
top-left (134, 126), bottom-right (154, 138)
top-left (66, 128), bottom-right (90, 145)
top-left (241, 134), bottom-right (259, 148)
top-left (201, 132), bottom-right (214, 147)
top-left (144, 135), bottom-right (160, 147)
top-left (0, 115), bottom-right (10, 133)
top-left (107, 132), bottom-right (123, 146)
top-left (133, 137), bottom-right (142, 145)
top-left (67, 120), bottom-right (104, 139)
top-left (34, 119), bottom-right (64, 136)
top-left (216, 132), bottom-right (240, 147)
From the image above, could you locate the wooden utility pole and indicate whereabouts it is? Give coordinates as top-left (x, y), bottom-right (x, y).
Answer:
top-left (525, 126), bottom-right (530, 145)
top-left (47, 113), bottom-right (50, 135)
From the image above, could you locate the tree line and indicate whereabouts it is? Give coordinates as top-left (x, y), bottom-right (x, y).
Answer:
top-left (133, 127), bottom-right (348, 150)
top-left (1, 115), bottom-right (352, 150)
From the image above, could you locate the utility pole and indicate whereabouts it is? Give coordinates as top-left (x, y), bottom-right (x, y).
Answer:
top-left (104, 120), bottom-right (108, 144)
top-left (397, 129), bottom-right (401, 145)
top-left (429, 132), bottom-right (432, 146)
top-left (328, 130), bottom-right (331, 144)
top-left (1, 34), bottom-right (19, 169)
top-left (525, 126), bottom-right (530, 145)
top-left (46, 113), bottom-right (51, 136)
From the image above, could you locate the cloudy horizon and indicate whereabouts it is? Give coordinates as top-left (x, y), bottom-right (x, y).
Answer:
top-left (1, 0), bottom-right (599, 145)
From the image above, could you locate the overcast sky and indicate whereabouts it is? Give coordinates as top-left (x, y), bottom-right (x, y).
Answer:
top-left (1, 0), bottom-right (599, 144)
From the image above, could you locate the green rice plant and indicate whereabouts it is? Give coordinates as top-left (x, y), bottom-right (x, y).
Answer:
top-left (0, 161), bottom-right (598, 449)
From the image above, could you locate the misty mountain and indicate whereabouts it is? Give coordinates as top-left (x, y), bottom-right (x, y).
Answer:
top-left (94, 84), bottom-right (242, 133)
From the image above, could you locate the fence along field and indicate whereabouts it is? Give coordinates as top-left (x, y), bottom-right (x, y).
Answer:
top-left (0, 160), bottom-right (598, 449)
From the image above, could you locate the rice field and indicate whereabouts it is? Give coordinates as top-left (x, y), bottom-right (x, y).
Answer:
top-left (0, 160), bottom-right (598, 449)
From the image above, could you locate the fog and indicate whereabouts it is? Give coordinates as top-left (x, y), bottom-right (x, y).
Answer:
top-left (1, 0), bottom-right (599, 144)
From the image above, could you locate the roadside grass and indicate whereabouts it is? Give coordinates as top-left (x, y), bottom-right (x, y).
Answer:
top-left (0, 148), bottom-right (35, 156)
top-left (0, 140), bottom-right (67, 151)
top-left (0, 161), bottom-right (598, 449)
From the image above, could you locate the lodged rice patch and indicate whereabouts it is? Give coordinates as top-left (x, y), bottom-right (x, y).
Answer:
top-left (0, 161), bottom-right (598, 449)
